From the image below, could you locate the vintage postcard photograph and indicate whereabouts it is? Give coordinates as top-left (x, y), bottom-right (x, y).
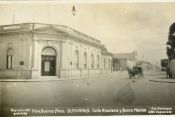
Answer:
top-left (0, 0), bottom-right (175, 116)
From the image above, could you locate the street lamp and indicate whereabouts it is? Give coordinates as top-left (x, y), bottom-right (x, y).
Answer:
top-left (72, 6), bottom-right (77, 16)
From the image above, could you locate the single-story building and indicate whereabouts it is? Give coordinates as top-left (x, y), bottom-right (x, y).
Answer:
top-left (113, 52), bottom-right (137, 71)
top-left (0, 23), bottom-right (113, 79)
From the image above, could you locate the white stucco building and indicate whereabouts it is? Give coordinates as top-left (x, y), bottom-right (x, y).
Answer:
top-left (0, 23), bottom-right (113, 79)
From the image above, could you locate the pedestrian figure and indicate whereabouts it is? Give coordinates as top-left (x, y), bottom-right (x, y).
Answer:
top-left (167, 67), bottom-right (172, 79)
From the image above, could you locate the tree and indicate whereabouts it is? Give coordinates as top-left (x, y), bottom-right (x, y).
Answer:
top-left (166, 22), bottom-right (175, 60)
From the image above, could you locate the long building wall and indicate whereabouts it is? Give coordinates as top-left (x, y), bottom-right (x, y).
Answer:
top-left (0, 23), bottom-right (112, 79)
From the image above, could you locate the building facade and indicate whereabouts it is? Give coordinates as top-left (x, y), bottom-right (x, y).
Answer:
top-left (0, 23), bottom-right (113, 79)
top-left (136, 61), bottom-right (154, 70)
top-left (113, 52), bottom-right (137, 71)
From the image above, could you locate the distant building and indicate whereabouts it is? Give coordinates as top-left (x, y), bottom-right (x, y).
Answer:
top-left (113, 52), bottom-right (137, 71)
top-left (0, 23), bottom-right (113, 79)
top-left (136, 61), bottom-right (153, 70)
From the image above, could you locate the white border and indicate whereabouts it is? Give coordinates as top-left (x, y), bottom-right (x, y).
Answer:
top-left (0, 0), bottom-right (175, 4)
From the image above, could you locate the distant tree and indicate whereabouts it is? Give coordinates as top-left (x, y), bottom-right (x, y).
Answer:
top-left (161, 59), bottom-right (168, 68)
top-left (166, 22), bottom-right (175, 60)
top-left (169, 22), bottom-right (175, 35)
top-left (166, 47), bottom-right (174, 59)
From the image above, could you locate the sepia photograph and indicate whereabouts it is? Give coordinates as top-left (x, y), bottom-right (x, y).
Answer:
top-left (0, 0), bottom-right (175, 116)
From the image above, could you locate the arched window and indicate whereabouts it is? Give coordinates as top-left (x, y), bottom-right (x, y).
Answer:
top-left (7, 48), bottom-right (14, 69)
top-left (108, 59), bottom-right (111, 69)
top-left (104, 58), bottom-right (106, 69)
top-left (83, 52), bottom-right (87, 69)
top-left (75, 50), bottom-right (79, 69)
top-left (42, 47), bottom-right (56, 56)
top-left (91, 54), bottom-right (94, 69)
top-left (97, 55), bottom-right (99, 69)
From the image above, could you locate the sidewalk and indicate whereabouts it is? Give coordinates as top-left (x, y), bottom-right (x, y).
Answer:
top-left (149, 77), bottom-right (175, 83)
top-left (0, 72), bottom-right (119, 82)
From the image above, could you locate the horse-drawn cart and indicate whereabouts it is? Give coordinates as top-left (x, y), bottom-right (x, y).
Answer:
top-left (127, 67), bottom-right (143, 78)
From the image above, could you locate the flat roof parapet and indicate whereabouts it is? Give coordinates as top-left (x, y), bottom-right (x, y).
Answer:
top-left (0, 23), bottom-right (101, 45)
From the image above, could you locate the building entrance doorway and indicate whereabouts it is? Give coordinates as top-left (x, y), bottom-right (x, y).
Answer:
top-left (41, 47), bottom-right (56, 76)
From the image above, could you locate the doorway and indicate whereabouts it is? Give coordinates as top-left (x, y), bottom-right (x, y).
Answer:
top-left (41, 47), bottom-right (56, 76)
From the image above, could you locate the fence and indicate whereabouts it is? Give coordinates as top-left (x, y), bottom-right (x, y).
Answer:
top-left (0, 69), bottom-right (112, 79)
top-left (59, 69), bottom-right (112, 79)
top-left (0, 69), bottom-right (32, 79)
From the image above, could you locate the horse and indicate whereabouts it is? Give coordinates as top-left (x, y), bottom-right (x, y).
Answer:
top-left (127, 67), bottom-right (135, 78)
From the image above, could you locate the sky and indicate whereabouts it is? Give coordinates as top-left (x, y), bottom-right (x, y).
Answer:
top-left (0, 1), bottom-right (175, 65)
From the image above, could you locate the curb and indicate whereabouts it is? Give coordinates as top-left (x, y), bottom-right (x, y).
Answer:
top-left (0, 73), bottom-right (114, 82)
top-left (149, 79), bottom-right (175, 84)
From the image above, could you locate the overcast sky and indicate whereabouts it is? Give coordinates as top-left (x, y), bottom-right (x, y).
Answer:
top-left (0, 2), bottom-right (175, 65)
